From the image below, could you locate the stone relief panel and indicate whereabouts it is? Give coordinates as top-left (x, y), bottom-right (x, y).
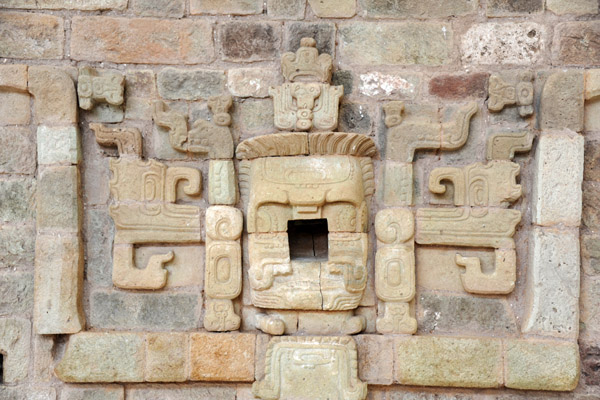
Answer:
top-left (77, 67), bottom-right (125, 111)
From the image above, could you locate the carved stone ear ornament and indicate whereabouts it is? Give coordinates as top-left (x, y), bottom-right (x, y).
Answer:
top-left (77, 67), bottom-right (124, 111)
top-left (488, 71), bottom-right (534, 117)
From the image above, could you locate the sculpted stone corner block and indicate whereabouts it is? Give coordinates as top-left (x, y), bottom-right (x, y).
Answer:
top-left (384, 101), bottom-right (478, 162)
top-left (95, 130), bottom-right (202, 289)
top-left (208, 159), bottom-right (238, 205)
top-left (488, 71), bottom-right (534, 117)
top-left (28, 66), bottom-right (78, 125)
top-left (0, 64), bottom-right (28, 92)
top-left (153, 95), bottom-right (234, 158)
top-left (270, 37), bottom-right (343, 131)
top-left (90, 123), bottom-right (143, 157)
top-left (0, 318), bottom-right (31, 383)
top-left (540, 70), bottom-right (584, 132)
top-left (428, 161), bottom-right (522, 207)
top-left (204, 206), bottom-right (243, 331)
top-left (37, 125), bottom-right (81, 165)
top-left (77, 67), bottom-right (125, 111)
top-left (532, 131), bottom-right (584, 227)
top-left (253, 336), bottom-right (367, 400)
top-left (522, 227), bottom-right (580, 339)
top-left (374, 209), bottom-right (417, 334)
top-left (486, 131), bottom-right (534, 160)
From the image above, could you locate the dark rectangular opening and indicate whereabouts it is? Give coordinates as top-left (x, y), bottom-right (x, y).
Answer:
top-left (287, 219), bottom-right (328, 261)
top-left (0, 353), bottom-right (3, 383)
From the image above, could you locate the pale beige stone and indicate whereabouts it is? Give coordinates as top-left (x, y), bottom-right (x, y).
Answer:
top-left (0, 318), bottom-right (30, 383)
top-left (486, 131), bottom-right (534, 160)
top-left (204, 298), bottom-right (241, 332)
top-left (547, 0), bottom-right (597, 15)
top-left (61, 386), bottom-right (124, 400)
top-left (37, 125), bottom-right (81, 165)
top-left (135, 246), bottom-right (203, 288)
top-left (55, 332), bottom-right (145, 383)
top-left (90, 123), bottom-right (142, 157)
top-left (112, 244), bottom-right (173, 290)
top-left (455, 249), bottom-right (516, 295)
top-left (0, 91), bottom-right (30, 125)
top-left (253, 336), bottom-right (367, 400)
top-left (28, 66), bottom-right (78, 125)
top-left (585, 69), bottom-right (600, 100)
top-left (34, 233), bottom-right (84, 334)
top-left (428, 161), bottom-right (522, 207)
top-left (505, 340), bottom-right (580, 390)
top-left (77, 67), bottom-right (124, 111)
top-left (236, 132), bottom-right (309, 159)
top-left (308, 132), bottom-right (377, 158)
top-left (153, 96), bottom-right (234, 158)
top-left (488, 72), bottom-right (534, 117)
top-left (37, 166), bottom-right (81, 233)
top-left (145, 333), bottom-right (188, 382)
top-left (355, 335), bottom-right (394, 385)
top-left (190, 0), bottom-right (263, 14)
top-left (297, 311), bottom-right (366, 335)
top-left (282, 37), bottom-right (332, 83)
top-left (33, 334), bottom-right (54, 381)
top-left (376, 301), bottom-right (417, 335)
top-left (380, 162), bottom-right (413, 206)
top-left (209, 160), bottom-right (238, 205)
top-left (0, 64), bottom-right (28, 91)
top-left (308, 0), bottom-right (356, 17)
top-left (227, 68), bottom-right (281, 98)
top-left (416, 247), bottom-right (469, 292)
top-left (190, 332), bottom-right (255, 381)
top-left (384, 101), bottom-right (478, 162)
top-left (540, 71), bottom-right (584, 132)
top-left (395, 336), bottom-right (502, 388)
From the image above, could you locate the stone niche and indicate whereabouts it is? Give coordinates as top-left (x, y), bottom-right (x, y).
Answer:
top-left (13, 36), bottom-right (583, 400)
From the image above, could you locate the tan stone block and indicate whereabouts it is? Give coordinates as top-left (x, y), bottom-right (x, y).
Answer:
top-left (145, 333), bottom-right (188, 382)
top-left (297, 311), bottom-right (366, 335)
top-left (486, 131), bottom-right (534, 160)
top-left (209, 160), bottom-right (238, 205)
top-left (28, 66), bottom-right (78, 125)
top-left (540, 71), bottom-right (584, 132)
top-left (37, 166), bottom-right (81, 233)
top-left (55, 332), bottom-right (145, 383)
top-left (77, 67), bottom-right (125, 111)
top-left (0, 127), bottom-right (36, 174)
top-left (505, 339), bottom-right (580, 391)
top-left (191, 0), bottom-right (263, 14)
top-left (0, 64), bottom-right (28, 91)
top-left (190, 332), bottom-right (255, 381)
top-left (34, 233), bottom-right (84, 334)
top-left (70, 17), bottom-right (214, 65)
top-left (135, 246), bottom-right (203, 288)
top-left (0, 91), bottom-right (30, 125)
top-left (37, 125), bottom-right (81, 165)
top-left (309, 0), bottom-right (356, 17)
top-left (547, 0), bottom-right (597, 15)
top-left (355, 334), bottom-right (393, 385)
top-left (61, 386), bottom-right (124, 400)
top-left (416, 247), bottom-right (485, 292)
top-left (3, 0), bottom-right (127, 10)
top-left (0, 318), bottom-right (31, 383)
top-left (395, 336), bottom-right (503, 388)
top-left (267, 0), bottom-right (306, 18)
top-left (0, 12), bottom-right (64, 59)
top-left (227, 67), bottom-right (281, 98)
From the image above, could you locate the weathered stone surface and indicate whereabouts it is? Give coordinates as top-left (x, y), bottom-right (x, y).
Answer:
top-left (358, 72), bottom-right (420, 100)
top-left (505, 340), bottom-right (580, 390)
top-left (128, 387), bottom-right (236, 400)
top-left (429, 73), bottom-right (488, 99)
top-left (0, 387), bottom-right (55, 400)
top-left (555, 22), bottom-right (600, 65)
top-left (191, 0), bottom-right (263, 14)
top-left (333, 70), bottom-right (353, 95)
top-left (37, 166), bottom-right (80, 232)
top-left (55, 333), bottom-right (145, 383)
top-left (157, 68), bottom-right (226, 101)
top-left (2, 0), bottom-right (127, 10)
top-left (146, 333), bottom-right (188, 382)
top-left (462, 22), bottom-right (546, 65)
top-left (190, 333), bottom-right (255, 381)
top-left (308, 0), bottom-right (355, 17)
top-left (297, 311), bottom-right (366, 335)
top-left (209, 160), bottom-right (238, 205)
top-left (338, 103), bottom-right (372, 134)
top-left (83, 209), bottom-right (114, 287)
top-left (380, 162), bottom-right (413, 206)
top-left (355, 335), bottom-right (393, 385)
top-left (487, 0), bottom-right (544, 16)
top-left (61, 386), bottom-right (124, 400)
top-left (339, 22), bottom-right (453, 66)
top-left (131, 0), bottom-right (184, 17)
top-left (540, 71), bottom-right (584, 132)
top-left (0, 91), bottom-right (30, 125)
top-left (532, 132), bottom-right (584, 227)
top-left (360, 0), bottom-right (477, 18)
top-left (89, 291), bottom-right (199, 331)
top-left (581, 342), bottom-right (600, 386)
top-left (71, 17), bottom-right (214, 64)
top-left (418, 292), bottom-right (517, 335)
top-left (227, 68), bottom-right (281, 98)
top-left (267, 0), bottom-right (305, 18)
top-left (0, 127), bottom-right (36, 174)
top-left (522, 227), bottom-right (580, 339)
top-left (582, 232), bottom-right (600, 276)
top-left (136, 246), bottom-right (203, 288)
top-left (0, 178), bottom-right (36, 223)
top-left (37, 125), bottom-right (80, 165)
top-left (0, 64), bottom-right (28, 91)
top-left (547, 0), bottom-right (597, 15)
top-left (584, 181), bottom-right (600, 229)
top-left (0, 271), bottom-right (33, 316)
top-left (582, 275), bottom-right (600, 340)
top-left (85, 104), bottom-right (124, 124)
top-left (284, 22), bottom-right (336, 59)
top-left (0, 225), bottom-right (35, 270)
top-left (34, 234), bottom-right (84, 334)
top-left (0, 12), bottom-right (63, 59)
top-left (0, 317), bottom-right (30, 383)
top-left (28, 66), bottom-right (78, 125)
top-left (219, 22), bottom-right (280, 62)
top-left (234, 99), bottom-right (275, 136)
top-left (486, 131), bottom-right (534, 161)
top-left (395, 336), bottom-right (502, 387)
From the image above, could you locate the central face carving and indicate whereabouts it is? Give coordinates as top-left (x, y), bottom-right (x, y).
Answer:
top-left (244, 154), bottom-right (371, 310)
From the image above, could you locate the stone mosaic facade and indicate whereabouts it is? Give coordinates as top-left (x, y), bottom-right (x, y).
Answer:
top-left (0, 1), bottom-right (599, 399)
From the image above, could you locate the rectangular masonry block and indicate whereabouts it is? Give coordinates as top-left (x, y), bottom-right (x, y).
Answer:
top-left (37, 166), bottom-right (81, 232)
top-left (55, 332), bottom-right (145, 383)
top-left (2, 0), bottom-right (127, 10)
top-left (0, 126), bottom-right (36, 174)
top-left (209, 160), bottom-right (238, 205)
top-left (37, 125), bottom-right (81, 165)
top-left (540, 71), bottom-right (584, 132)
top-left (129, 387), bottom-right (236, 400)
top-left (61, 386), bottom-right (124, 400)
top-left (0, 64), bottom-right (28, 91)
top-left (0, 177), bottom-right (36, 224)
top-left (0, 91), bottom-right (30, 125)
top-left (505, 339), bottom-right (580, 391)
top-left (380, 161), bottom-right (413, 206)
top-left (145, 333), bottom-right (188, 382)
top-left (355, 334), bottom-right (394, 385)
top-left (71, 17), bottom-right (214, 64)
top-left (190, 0), bottom-right (263, 14)
top-left (532, 131), bottom-right (584, 227)
top-left (339, 22), bottom-right (453, 66)
top-left (360, 0), bottom-right (476, 18)
top-left (395, 336), bottom-right (503, 388)
top-left (34, 233), bottom-right (84, 334)
top-left (0, 317), bottom-right (31, 383)
top-left (0, 12), bottom-right (64, 59)
top-left (190, 332), bottom-right (255, 381)
top-left (157, 68), bottom-right (226, 101)
top-left (522, 227), bottom-right (580, 339)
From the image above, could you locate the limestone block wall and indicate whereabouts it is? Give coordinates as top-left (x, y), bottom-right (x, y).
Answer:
top-left (0, 0), bottom-right (599, 399)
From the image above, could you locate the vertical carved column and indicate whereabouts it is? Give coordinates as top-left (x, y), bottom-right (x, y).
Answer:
top-left (374, 209), bottom-right (417, 334)
top-left (204, 206), bottom-right (243, 331)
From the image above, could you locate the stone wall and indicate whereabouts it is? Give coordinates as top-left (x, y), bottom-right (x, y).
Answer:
top-left (0, 0), bottom-right (599, 399)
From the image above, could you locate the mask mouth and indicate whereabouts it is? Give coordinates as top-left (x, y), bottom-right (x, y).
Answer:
top-left (287, 218), bottom-right (329, 262)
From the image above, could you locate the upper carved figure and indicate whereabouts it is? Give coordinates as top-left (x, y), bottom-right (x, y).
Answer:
top-left (281, 37), bottom-right (333, 83)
